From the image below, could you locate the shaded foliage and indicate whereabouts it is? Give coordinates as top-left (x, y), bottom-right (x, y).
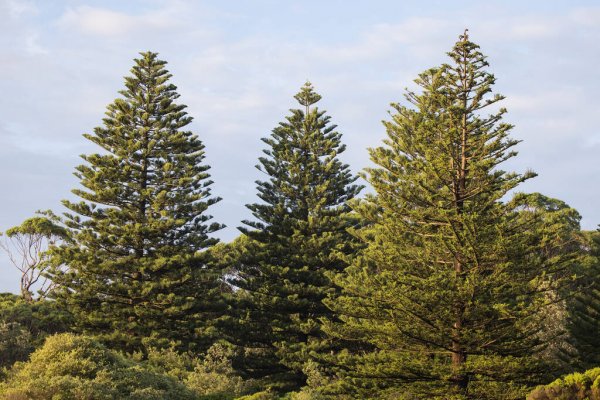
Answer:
top-left (0, 293), bottom-right (71, 373)
top-left (565, 229), bottom-right (600, 371)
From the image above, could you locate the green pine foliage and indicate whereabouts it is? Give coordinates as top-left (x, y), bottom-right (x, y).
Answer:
top-left (49, 52), bottom-right (224, 353)
top-left (230, 83), bottom-right (362, 390)
top-left (1, 36), bottom-right (597, 400)
top-left (323, 33), bottom-right (576, 399)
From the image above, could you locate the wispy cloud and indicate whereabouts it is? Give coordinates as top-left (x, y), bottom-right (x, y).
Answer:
top-left (570, 6), bottom-right (600, 26)
top-left (2, 0), bottom-right (37, 19)
top-left (57, 5), bottom-right (178, 37)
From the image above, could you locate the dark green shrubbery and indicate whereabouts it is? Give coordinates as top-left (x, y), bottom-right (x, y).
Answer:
top-left (528, 368), bottom-right (600, 400)
top-left (0, 293), bottom-right (71, 372)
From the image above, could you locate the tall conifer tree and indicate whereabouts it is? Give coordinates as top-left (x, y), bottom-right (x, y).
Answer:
top-left (230, 83), bottom-right (362, 390)
top-left (50, 52), bottom-right (224, 353)
top-left (324, 32), bottom-right (574, 399)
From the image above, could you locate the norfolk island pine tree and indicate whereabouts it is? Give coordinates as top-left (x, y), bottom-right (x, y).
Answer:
top-left (228, 82), bottom-right (363, 391)
top-left (48, 52), bottom-right (225, 354)
top-left (323, 32), bottom-right (578, 399)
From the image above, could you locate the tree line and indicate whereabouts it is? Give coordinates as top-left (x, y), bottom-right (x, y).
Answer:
top-left (1, 32), bottom-right (599, 399)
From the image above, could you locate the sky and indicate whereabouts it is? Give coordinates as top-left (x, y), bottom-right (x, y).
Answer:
top-left (1, 0), bottom-right (599, 293)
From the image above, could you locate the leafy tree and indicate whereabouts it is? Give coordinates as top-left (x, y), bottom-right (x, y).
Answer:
top-left (143, 342), bottom-right (253, 398)
top-left (230, 83), bottom-right (362, 390)
top-left (507, 193), bottom-right (591, 377)
top-left (49, 52), bottom-right (224, 353)
top-left (0, 214), bottom-right (68, 301)
top-left (565, 228), bottom-right (600, 370)
top-left (324, 32), bottom-right (576, 399)
top-left (0, 293), bottom-right (72, 371)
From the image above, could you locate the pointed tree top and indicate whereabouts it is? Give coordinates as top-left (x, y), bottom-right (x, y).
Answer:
top-left (139, 50), bottom-right (159, 59)
top-left (133, 51), bottom-right (167, 69)
top-left (294, 81), bottom-right (322, 107)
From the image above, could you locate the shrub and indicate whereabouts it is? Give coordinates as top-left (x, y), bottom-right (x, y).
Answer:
top-left (144, 342), bottom-right (253, 398)
top-left (185, 343), bottom-right (246, 396)
top-left (0, 333), bottom-right (197, 399)
top-left (234, 389), bottom-right (277, 400)
top-left (528, 367), bottom-right (600, 399)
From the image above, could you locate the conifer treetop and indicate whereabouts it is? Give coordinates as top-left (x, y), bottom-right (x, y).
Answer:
top-left (293, 81), bottom-right (322, 109)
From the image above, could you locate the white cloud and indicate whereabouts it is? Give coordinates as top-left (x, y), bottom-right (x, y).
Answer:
top-left (24, 32), bottom-right (47, 55)
top-left (1, 0), bottom-right (600, 269)
top-left (57, 5), bottom-right (178, 37)
top-left (508, 22), bottom-right (558, 39)
top-left (505, 87), bottom-right (582, 112)
top-left (2, 0), bottom-right (37, 19)
top-left (570, 6), bottom-right (600, 26)
top-left (307, 17), bottom-right (450, 63)
top-left (585, 134), bottom-right (600, 147)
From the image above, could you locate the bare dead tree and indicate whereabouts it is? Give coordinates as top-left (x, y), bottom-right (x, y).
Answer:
top-left (0, 215), bottom-right (67, 302)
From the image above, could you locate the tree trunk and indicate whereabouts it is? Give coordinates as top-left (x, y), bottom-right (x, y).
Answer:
top-left (450, 41), bottom-right (471, 394)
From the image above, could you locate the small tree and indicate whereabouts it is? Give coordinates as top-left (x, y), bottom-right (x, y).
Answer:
top-left (0, 215), bottom-right (67, 302)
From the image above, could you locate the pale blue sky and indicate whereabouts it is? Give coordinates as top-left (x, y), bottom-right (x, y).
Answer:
top-left (1, 0), bottom-right (599, 293)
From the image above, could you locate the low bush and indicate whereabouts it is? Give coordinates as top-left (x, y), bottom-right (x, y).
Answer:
top-left (0, 333), bottom-right (197, 399)
top-left (145, 342), bottom-right (251, 398)
top-left (528, 367), bottom-right (600, 399)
